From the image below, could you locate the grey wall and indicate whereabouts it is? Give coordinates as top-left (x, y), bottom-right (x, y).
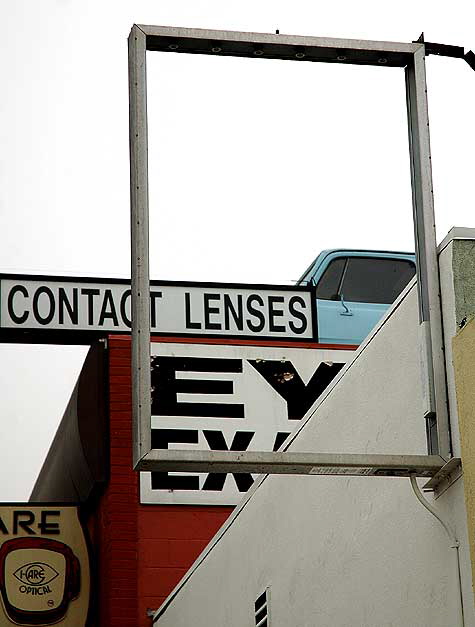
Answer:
top-left (154, 239), bottom-right (475, 627)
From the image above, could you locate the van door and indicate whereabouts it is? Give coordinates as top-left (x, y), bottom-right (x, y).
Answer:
top-left (315, 256), bottom-right (415, 345)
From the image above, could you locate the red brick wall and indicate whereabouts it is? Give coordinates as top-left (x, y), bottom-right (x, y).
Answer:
top-left (137, 506), bottom-right (231, 620)
top-left (95, 336), bottom-right (232, 626)
top-left (97, 338), bottom-right (139, 626)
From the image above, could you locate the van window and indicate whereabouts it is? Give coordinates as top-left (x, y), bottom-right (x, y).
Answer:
top-left (314, 258), bottom-right (346, 300)
top-left (341, 257), bottom-right (415, 304)
top-left (315, 256), bottom-right (415, 304)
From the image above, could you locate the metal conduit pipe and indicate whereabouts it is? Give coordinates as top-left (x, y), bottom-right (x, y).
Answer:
top-left (409, 475), bottom-right (464, 627)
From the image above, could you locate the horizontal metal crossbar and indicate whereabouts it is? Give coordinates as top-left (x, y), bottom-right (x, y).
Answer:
top-left (138, 24), bottom-right (419, 67)
top-left (137, 450), bottom-right (446, 478)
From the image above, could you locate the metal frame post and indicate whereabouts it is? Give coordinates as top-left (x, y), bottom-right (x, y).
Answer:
top-left (129, 25), bottom-right (152, 464)
top-left (405, 47), bottom-right (451, 459)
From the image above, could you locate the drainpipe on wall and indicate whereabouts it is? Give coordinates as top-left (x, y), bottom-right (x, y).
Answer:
top-left (410, 475), bottom-right (464, 627)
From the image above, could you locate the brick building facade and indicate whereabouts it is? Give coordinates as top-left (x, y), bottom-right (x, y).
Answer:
top-left (31, 337), bottom-right (232, 626)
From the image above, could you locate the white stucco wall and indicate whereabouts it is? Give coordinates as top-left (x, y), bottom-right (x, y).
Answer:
top-left (154, 245), bottom-right (474, 627)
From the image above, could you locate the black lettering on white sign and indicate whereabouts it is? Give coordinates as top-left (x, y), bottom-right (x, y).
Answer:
top-left (0, 511), bottom-right (60, 536)
top-left (8, 285), bottom-right (29, 324)
top-left (151, 356), bottom-right (245, 418)
top-left (1, 278), bottom-right (314, 339)
top-left (248, 360), bottom-right (345, 420)
top-left (151, 430), bottom-right (255, 493)
top-left (149, 355), bottom-right (345, 495)
top-left (151, 429), bottom-right (200, 490)
top-left (58, 288), bottom-right (78, 325)
top-left (288, 296), bottom-right (308, 334)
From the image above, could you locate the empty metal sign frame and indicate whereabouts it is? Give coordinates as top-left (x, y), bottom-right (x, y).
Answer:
top-left (128, 25), bottom-right (450, 476)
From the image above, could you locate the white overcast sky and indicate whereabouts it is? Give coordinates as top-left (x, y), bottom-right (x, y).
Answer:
top-left (1, 0), bottom-right (475, 500)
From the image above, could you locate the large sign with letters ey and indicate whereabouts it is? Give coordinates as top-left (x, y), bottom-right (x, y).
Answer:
top-left (140, 341), bottom-right (353, 505)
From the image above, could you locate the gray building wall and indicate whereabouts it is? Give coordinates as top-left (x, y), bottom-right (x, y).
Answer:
top-left (154, 233), bottom-right (475, 627)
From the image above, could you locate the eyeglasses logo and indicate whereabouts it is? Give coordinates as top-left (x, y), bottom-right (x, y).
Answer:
top-left (14, 562), bottom-right (59, 589)
top-left (0, 538), bottom-right (80, 625)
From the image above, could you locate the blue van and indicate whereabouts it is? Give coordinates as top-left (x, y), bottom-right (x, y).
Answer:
top-left (298, 250), bottom-right (416, 345)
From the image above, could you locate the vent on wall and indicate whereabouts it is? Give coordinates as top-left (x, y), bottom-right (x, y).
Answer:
top-left (254, 588), bottom-right (269, 626)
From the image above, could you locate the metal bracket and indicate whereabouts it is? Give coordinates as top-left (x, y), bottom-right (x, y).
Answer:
top-left (422, 457), bottom-right (462, 495)
top-left (424, 42), bottom-right (465, 59)
top-left (414, 33), bottom-right (475, 71)
top-left (465, 50), bottom-right (475, 72)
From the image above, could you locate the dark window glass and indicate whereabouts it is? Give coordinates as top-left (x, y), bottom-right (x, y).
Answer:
top-left (341, 258), bottom-right (415, 304)
top-left (315, 258), bottom-right (346, 300)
